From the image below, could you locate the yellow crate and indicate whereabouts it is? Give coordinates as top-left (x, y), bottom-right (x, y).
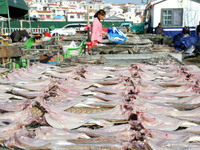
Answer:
top-left (3, 40), bottom-right (8, 46)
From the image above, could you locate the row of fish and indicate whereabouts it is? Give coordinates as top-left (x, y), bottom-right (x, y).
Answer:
top-left (142, 55), bottom-right (182, 66)
top-left (0, 62), bottom-right (199, 149)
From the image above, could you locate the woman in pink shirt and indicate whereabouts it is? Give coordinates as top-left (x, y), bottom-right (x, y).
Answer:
top-left (91, 10), bottom-right (107, 43)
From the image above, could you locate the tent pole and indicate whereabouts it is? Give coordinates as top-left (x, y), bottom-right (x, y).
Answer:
top-left (20, 20), bottom-right (23, 30)
top-left (1, 21), bottom-right (4, 34)
top-left (28, 8), bottom-right (32, 33)
top-left (7, 0), bottom-right (11, 36)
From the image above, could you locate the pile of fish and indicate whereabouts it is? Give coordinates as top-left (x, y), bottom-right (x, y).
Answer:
top-left (58, 56), bottom-right (106, 67)
top-left (142, 55), bottom-right (182, 66)
top-left (0, 63), bottom-right (200, 149)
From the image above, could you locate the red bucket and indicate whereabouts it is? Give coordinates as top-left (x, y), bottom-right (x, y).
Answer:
top-left (86, 41), bottom-right (98, 52)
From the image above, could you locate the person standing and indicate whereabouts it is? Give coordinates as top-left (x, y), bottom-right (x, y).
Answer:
top-left (196, 21), bottom-right (200, 35)
top-left (36, 24), bottom-right (40, 33)
top-left (91, 9), bottom-right (107, 43)
top-left (155, 23), bottom-right (164, 35)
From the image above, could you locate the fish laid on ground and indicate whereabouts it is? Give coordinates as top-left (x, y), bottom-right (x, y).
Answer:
top-left (137, 112), bottom-right (197, 131)
top-left (0, 63), bottom-right (199, 150)
top-left (8, 129), bottom-right (51, 150)
top-left (0, 100), bottom-right (31, 112)
top-left (34, 126), bottom-right (90, 140)
top-left (8, 88), bottom-right (40, 99)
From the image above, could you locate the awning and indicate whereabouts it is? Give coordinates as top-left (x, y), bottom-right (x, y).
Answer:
top-left (0, 0), bottom-right (28, 18)
top-left (53, 16), bottom-right (64, 19)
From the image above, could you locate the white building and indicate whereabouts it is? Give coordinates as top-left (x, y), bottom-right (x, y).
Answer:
top-left (51, 7), bottom-right (65, 16)
top-left (89, 11), bottom-right (95, 21)
top-left (135, 4), bottom-right (146, 15)
top-left (66, 12), bottom-right (85, 21)
top-left (103, 15), bottom-right (125, 22)
top-left (47, 3), bottom-right (61, 11)
top-left (146, 0), bottom-right (200, 37)
top-left (123, 12), bottom-right (142, 23)
top-left (104, 3), bottom-right (144, 23)
top-left (27, 0), bottom-right (145, 23)
top-left (48, 0), bottom-right (61, 4)
top-left (61, 0), bottom-right (85, 6)
top-left (24, 0), bottom-right (34, 6)
top-left (34, 0), bottom-right (49, 4)
top-left (104, 4), bottom-right (123, 18)
top-left (78, 1), bottom-right (87, 10)
top-left (88, 0), bottom-right (105, 12)
top-left (29, 3), bottom-right (44, 11)
top-left (120, 3), bottom-right (144, 23)
top-left (30, 10), bottom-right (53, 20)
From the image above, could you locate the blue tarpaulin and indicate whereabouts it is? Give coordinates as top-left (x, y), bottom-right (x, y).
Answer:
top-left (106, 27), bottom-right (127, 44)
top-left (173, 34), bottom-right (199, 51)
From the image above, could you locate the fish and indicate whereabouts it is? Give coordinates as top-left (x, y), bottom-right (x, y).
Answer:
top-left (44, 110), bottom-right (90, 130)
top-left (147, 138), bottom-right (200, 150)
top-left (146, 129), bottom-right (191, 142)
top-left (159, 84), bottom-right (196, 94)
top-left (34, 126), bottom-right (90, 140)
top-left (89, 105), bottom-right (132, 122)
top-left (137, 80), bottom-right (164, 93)
top-left (132, 99), bottom-right (178, 115)
top-left (182, 94), bottom-right (200, 105)
top-left (13, 79), bottom-right (53, 91)
top-left (67, 136), bottom-right (117, 144)
top-left (168, 107), bottom-right (200, 117)
top-left (0, 122), bottom-right (23, 141)
top-left (137, 112), bottom-right (197, 131)
top-left (170, 116), bottom-right (200, 124)
top-left (8, 88), bottom-right (40, 99)
top-left (0, 100), bottom-right (31, 112)
top-left (8, 129), bottom-right (51, 150)
top-left (50, 143), bottom-right (122, 150)
top-left (168, 103), bottom-right (200, 110)
top-left (0, 107), bottom-right (36, 125)
top-left (184, 125), bottom-right (200, 134)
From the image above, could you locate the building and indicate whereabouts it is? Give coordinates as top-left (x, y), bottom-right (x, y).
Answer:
top-left (66, 12), bottom-right (85, 21)
top-left (146, 0), bottom-right (200, 38)
top-left (88, 0), bottom-right (105, 12)
top-left (30, 10), bottom-right (53, 20)
top-left (123, 12), bottom-right (142, 23)
top-left (103, 16), bottom-right (125, 22)
top-left (27, 0), bottom-right (145, 22)
top-left (24, 0), bottom-right (34, 6)
top-left (51, 6), bottom-right (65, 16)
top-left (60, 0), bottom-right (85, 6)
top-left (29, 3), bottom-right (44, 11)
top-left (104, 3), bottom-right (144, 23)
top-left (34, 0), bottom-right (49, 4)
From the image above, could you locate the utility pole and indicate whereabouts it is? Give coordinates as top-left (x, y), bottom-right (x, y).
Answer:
top-left (28, 8), bottom-right (32, 33)
top-left (7, 0), bottom-right (11, 36)
top-left (144, 0), bottom-right (151, 22)
top-left (87, 4), bottom-right (90, 41)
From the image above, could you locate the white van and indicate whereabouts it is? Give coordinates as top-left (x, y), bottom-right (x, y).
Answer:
top-left (50, 23), bottom-right (87, 36)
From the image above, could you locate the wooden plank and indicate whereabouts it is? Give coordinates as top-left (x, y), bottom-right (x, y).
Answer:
top-left (0, 46), bottom-right (22, 58)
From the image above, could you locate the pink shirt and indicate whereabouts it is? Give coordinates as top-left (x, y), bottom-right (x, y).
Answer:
top-left (91, 17), bottom-right (104, 43)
